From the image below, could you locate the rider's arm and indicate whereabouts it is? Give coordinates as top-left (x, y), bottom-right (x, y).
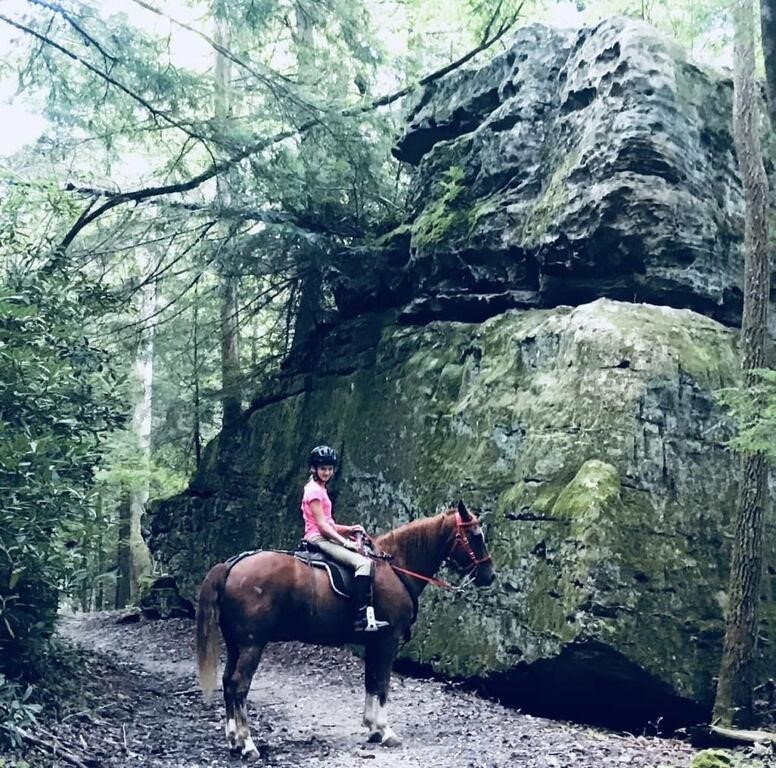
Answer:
top-left (309, 500), bottom-right (356, 549)
top-left (336, 523), bottom-right (365, 535)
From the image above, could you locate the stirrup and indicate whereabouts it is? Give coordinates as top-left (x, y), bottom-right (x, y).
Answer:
top-left (354, 606), bottom-right (389, 633)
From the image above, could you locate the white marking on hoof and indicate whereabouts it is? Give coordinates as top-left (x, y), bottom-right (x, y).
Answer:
top-left (362, 693), bottom-right (376, 729)
top-left (380, 728), bottom-right (401, 748)
top-left (242, 736), bottom-right (260, 761)
top-left (225, 718), bottom-right (239, 751)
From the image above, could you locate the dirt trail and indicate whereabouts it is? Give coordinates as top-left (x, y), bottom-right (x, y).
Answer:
top-left (26, 612), bottom-right (699, 767)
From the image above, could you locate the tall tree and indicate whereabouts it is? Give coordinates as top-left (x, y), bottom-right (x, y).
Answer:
top-left (128, 251), bottom-right (156, 596)
top-left (291, 0), bottom-right (325, 349)
top-left (762, 0), bottom-right (776, 125)
top-left (214, 5), bottom-right (242, 428)
top-left (115, 251), bottom-right (156, 606)
top-left (712, 0), bottom-right (771, 727)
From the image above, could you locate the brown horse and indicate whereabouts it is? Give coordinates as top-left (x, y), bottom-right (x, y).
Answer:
top-left (196, 501), bottom-right (494, 760)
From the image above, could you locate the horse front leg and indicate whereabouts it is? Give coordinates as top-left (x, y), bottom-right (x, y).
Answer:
top-left (226, 643), bottom-right (265, 762)
top-left (363, 636), bottom-right (401, 747)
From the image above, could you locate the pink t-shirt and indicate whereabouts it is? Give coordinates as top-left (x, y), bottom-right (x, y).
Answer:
top-left (301, 478), bottom-right (333, 539)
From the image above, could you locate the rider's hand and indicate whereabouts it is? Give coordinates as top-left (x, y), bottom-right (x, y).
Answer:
top-left (349, 524), bottom-right (365, 535)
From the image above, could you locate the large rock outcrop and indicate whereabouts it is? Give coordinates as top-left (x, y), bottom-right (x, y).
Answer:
top-left (333, 18), bottom-right (775, 329)
top-left (149, 17), bottom-right (776, 728)
top-left (150, 299), bottom-right (776, 726)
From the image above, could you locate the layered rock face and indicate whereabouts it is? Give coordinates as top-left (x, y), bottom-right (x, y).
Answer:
top-left (335, 18), bottom-right (773, 328)
top-left (150, 18), bottom-right (776, 727)
top-left (150, 299), bottom-right (776, 724)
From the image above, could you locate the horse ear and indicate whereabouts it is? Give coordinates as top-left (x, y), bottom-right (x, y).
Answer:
top-left (457, 500), bottom-right (471, 520)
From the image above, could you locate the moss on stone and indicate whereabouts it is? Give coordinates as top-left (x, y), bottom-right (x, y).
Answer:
top-left (551, 460), bottom-right (621, 521)
top-left (467, 197), bottom-right (500, 234)
top-left (411, 166), bottom-right (468, 248)
top-left (152, 299), bottom-right (776, 706)
top-left (373, 222), bottom-right (413, 248)
top-left (689, 750), bottom-right (735, 768)
top-left (522, 150), bottom-right (579, 246)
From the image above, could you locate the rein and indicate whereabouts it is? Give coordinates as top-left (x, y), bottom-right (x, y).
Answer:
top-left (388, 563), bottom-right (453, 589)
top-left (369, 512), bottom-right (491, 591)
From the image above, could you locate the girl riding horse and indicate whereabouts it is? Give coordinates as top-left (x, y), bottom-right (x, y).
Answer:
top-left (302, 444), bottom-right (388, 632)
top-left (196, 494), bottom-right (495, 760)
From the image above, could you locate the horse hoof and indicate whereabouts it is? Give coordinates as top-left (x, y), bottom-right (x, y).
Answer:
top-left (367, 731), bottom-right (382, 744)
top-left (243, 749), bottom-right (261, 763)
top-left (381, 731), bottom-right (402, 748)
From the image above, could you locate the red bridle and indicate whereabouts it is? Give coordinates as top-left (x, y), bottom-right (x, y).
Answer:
top-left (450, 512), bottom-right (493, 573)
top-left (386, 511), bottom-right (492, 589)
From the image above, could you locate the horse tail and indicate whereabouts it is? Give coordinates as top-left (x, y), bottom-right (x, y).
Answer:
top-left (196, 562), bottom-right (228, 700)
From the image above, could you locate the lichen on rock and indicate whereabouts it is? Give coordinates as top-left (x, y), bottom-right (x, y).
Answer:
top-left (148, 298), bottom-right (774, 725)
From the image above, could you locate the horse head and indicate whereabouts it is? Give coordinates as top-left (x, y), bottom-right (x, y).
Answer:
top-left (445, 500), bottom-right (495, 587)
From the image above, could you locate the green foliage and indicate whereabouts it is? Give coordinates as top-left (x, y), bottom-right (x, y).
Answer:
top-left (716, 369), bottom-right (776, 462)
top-left (0, 263), bottom-right (123, 675)
top-left (0, 675), bottom-right (40, 749)
top-left (95, 429), bottom-right (188, 505)
top-left (689, 750), bottom-right (738, 768)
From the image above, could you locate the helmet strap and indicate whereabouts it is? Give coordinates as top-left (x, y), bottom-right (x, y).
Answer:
top-left (311, 467), bottom-right (328, 484)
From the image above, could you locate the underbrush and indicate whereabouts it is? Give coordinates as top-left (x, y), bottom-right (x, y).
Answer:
top-left (0, 638), bottom-right (94, 762)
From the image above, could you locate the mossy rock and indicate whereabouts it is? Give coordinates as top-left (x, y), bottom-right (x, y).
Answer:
top-left (149, 299), bottom-right (776, 710)
top-left (690, 750), bottom-right (735, 768)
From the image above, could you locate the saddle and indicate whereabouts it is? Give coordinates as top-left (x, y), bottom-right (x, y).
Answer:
top-left (293, 546), bottom-right (354, 599)
top-left (223, 547), bottom-right (354, 599)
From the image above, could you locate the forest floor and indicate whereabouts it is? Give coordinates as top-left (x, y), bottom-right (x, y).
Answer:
top-left (1, 611), bottom-right (769, 768)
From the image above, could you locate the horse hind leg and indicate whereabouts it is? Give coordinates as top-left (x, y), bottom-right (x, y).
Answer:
top-left (229, 643), bottom-right (265, 762)
top-left (222, 641), bottom-right (240, 753)
top-left (364, 637), bottom-right (401, 747)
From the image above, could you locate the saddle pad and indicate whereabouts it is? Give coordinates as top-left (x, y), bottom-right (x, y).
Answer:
top-left (293, 551), bottom-right (353, 599)
top-left (224, 548), bottom-right (295, 575)
top-left (222, 549), bottom-right (353, 599)
top-left (224, 549), bottom-right (265, 571)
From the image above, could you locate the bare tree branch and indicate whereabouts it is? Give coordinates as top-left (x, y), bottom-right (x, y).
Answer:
top-left (26, 0), bottom-right (118, 64)
top-left (0, 13), bottom-right (205, 140)
top-left (479, 0), bottom-right (506, 45)
top-left (354, 4), bottom-right (523, 112)
top-left (21, 12), bottom-right (521, 251)
top-left (127, 0), bottom-right (315, 114)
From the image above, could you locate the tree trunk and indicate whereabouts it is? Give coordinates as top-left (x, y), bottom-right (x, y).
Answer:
top-left (192, 288), bottom-right (202, 468)
top-left (214, 8), bottom-right (242, 427)
top-left (115, 491), bottom-right (131, 609)
top-left (291, 2), bottom-right (323, 350)
top-left (712, 0), bottom-right (771, 727)
top-left (127, 251), bottom-right (156, 602)
top-left (220, 272), bottom-right (241, 426)
top-left (96, 508), bottom-right (105, 611)
top-left (292, 264), bottom-right (323, 345)
top-left (761, 0), bottom-right (776, 126)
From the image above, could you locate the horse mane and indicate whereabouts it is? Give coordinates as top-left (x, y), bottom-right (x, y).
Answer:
top-left (375, 509), bottom-right (455, 570)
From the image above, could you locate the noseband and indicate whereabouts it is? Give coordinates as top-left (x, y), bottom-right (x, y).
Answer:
top-left (449, 513), bottom-right (492, 573)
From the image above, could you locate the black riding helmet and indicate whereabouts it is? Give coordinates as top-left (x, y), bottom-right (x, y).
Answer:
top-left (309, 445), bottom-right (338, 468)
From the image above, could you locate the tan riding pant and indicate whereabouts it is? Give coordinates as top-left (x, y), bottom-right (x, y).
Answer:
top-left (306, 537), bottom-right (372, 578)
